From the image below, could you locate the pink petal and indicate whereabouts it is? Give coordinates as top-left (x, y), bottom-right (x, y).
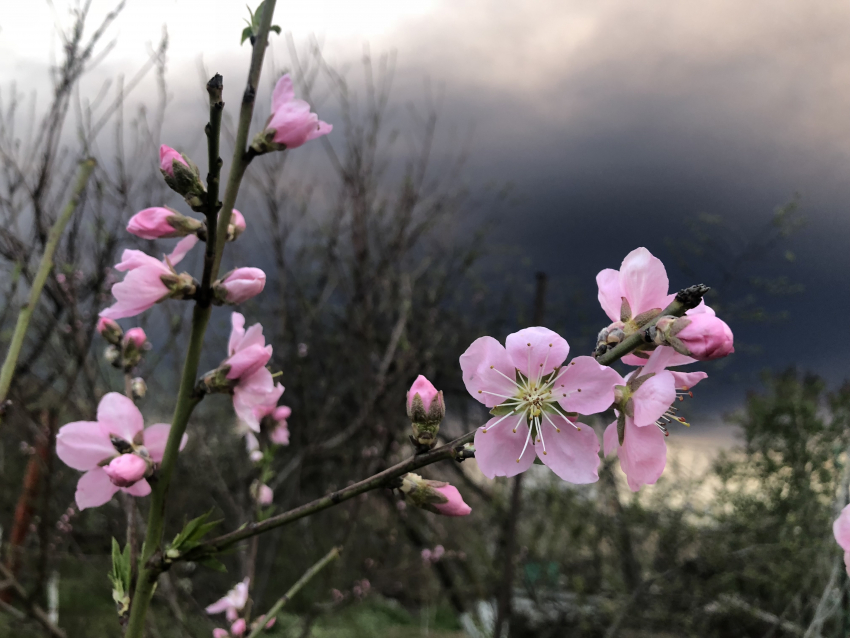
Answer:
top-left (143, 424), bottom-right (188, 463)
top-left (617, 416), bottom-right (667, 492)
top-left (686, 300), bottom-right (715, 316)
top-left (305, 120), bottom-right (333, 141)
top-left (75, 468), bottom-right (120, 510)
top-left (229, 312), bottom-right (246, 354)
top-left (632, 370), bottom-right (676, 427)
top-left (603, 420), bottom-right (619, 457)
top-left (114, 249), bottom-right (162, 272)
top-left (122, 479), bottom-right (151, 497)
top-left (432, 485), bottom-right (472, 516)
top-left (56, 421), bottom-right (114, 470)
top-left (167, 235), bottom-right (199, 266)
top-left (620, 353), bottom-right (651, 367)
top-left (459, 336), bottom-right (518, 408)
top-left (536, 416), bottom-right (600, 484)
top-left (642, 345), bottom-right (695, 376)
top-left (618, 247), bottom-right (670, 316)
top-left (669, 370), bottom-right (708, 390)
top-left (271, 74), bottom-right (295, 112)
top-left (834, 504), bottom-right (850, 551)
top-left (97, 392), bottom-right (144, 442)
top-left (225, 344), bottom-right (272, 380)
top-left (473, 415), bottom-right (536, 478)
top-left (233, 367), bottom-right (285, 432)
top-left (596, 268), bottom-right (623, 322)
top-left (505, 327), bottom-right (569, 381)
top-left (556, 356), bottom-right (622, 415)
top-left (101, 263), bottom-right (171, 319)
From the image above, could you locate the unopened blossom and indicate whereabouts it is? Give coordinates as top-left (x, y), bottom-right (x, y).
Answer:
top-left (399, 473), bottom-right (472, 517)
top-left (127, 207), bottom-right (202, 240)
top-left (431, 485), bottom-right (471, 516)
top-left (212, 630), bottom-right (229, 638)
top-left (227, 209), bottom-right (246, 241)
top-left (230, 619), bottom-right (246, 636)
top-left (213, 268), bottom-right (266, 305)
top-left (226, 313), bottom-right (284, 431)
top-left (602, 347), bottom-right (707, 491)
top-left (123, 327), bottom-right (147, 349)
top-left (252, 482), bottom-right (273, 505)
top-left (833, 504), bottom-right (850, 575)
top-left (206, 578), bottom-right (250, 622)
top-left (251, 74), bottom-right (332, 153)
top-left (56, 393), bottom-right (187, 509)
top-left (659, 313), bottom-right (734, 361)
top-left (97, 317), bottom-right (122, 345)
top-left (100, 235), bottom-right (198, 320)
top-left (407, 374), bottom-right (445, 449)
top-left (269, 406), bottom-right (291, 445)
top-left (461, 327), bottom-right (622, 482)
top-left (159, 145), bottom-right (188, 178)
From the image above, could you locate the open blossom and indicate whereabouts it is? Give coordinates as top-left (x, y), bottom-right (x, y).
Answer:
top-left (206, 578), bottom-right (250, 623)
top-left (100, 235), bottom-right (198, 320)
top-left (159, 145), bottom-right (188, 177)
top-left (56, 393), bottom-right (187, 509)
top-left (602, 347), bottom-right (707, 491)
top-left (461, 327), bottom-right (621, 482)
top-left (227, 313), bottom-right (284, 431)
top-left (213, 268), bottom-right (266, 305)
top-left (833, 504), bottom-right (850, 575)
top-left (253, 74), bottom-right (332, 152)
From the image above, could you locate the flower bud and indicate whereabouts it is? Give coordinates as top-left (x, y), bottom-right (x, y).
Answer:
top-left (121, 328), bottom-right (148, 369)
top-left (213, 268), bottom-right (266, 305)
top-left (97, 317), bottom-right (123, 345)
top-left (251, 481), bottom-right (274, 505)
top-left (103, 454), bottom-right (149, 487)
top-left (230, 618), bottom-right (247, 636)
top-left (127, 207), bottom-right (204, 240)
top-left (213, 629), bottom-right (229, 638)
top-left (265, 406), bottom-right (291, 445)
top-left (406, 375), bottom-right (445, 450)
top-left (131, 377), bottom-right (147, 400)
top-left (399, 473), bottom-right (471, 517)
top-left (227, 209), bottom-right (247, 241)
top-left (658, 314), bottom-right (734, 361)
top-left (159, 145), bottom-right (207, 211)
top-left (123, 327), bottom-right (147, 349)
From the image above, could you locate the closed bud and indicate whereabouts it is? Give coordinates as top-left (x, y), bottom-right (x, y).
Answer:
top-left (227, 209), bottom-right (247, 241)
top-left (121, 328), bottom-right (148, 369)
top-left (103, 453), bottom-right (149, 487)
top-left (158, 145), bottom-right (207, 212)
top-left (657, 314), bottom-right (734, 361)
top-left (97, 317), bottom-right (123, 345)
top-left (131, 377), bottom-right (147, 400)
top-left (212, 268), bottom-right (266, 305)
top-left (406, 375), bottom-right (445, 450)
top-left (250, 481), bottom-right (274, 505)
top-left (399, 473), bottom-right (472, 517)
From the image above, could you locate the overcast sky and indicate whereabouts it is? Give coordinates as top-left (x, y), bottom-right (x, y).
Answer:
top-left (2, 0), bottom-right (848, 421)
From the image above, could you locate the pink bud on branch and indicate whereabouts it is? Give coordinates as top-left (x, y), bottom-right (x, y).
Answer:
top-left (127, 207), bottom-right (203, 240)
top-left (250, 74), bottom-right (332, 154)
top-left (213, 268), bottom-right (266, 305)
top-left (406, 375), bottom-right (445, 451)
top-left (399, 472), bottom-right (471, 517)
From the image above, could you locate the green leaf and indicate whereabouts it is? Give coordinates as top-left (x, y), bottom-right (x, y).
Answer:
top-left (169, 509), bottom-right (222, 553)
top-left (270, 25), bottom-right (282, 35)
top-left (199, 557), bottom-right (228, 573)
top-left (241, 26), bottom-right (253, 45)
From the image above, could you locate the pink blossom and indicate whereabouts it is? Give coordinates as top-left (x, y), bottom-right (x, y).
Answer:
top-left (230, 619), bottom-right (246, 636)
top-left (123, 327), bottom-right (147, 349)
top-left (215, 268), bottom-right (266, 305)
top-left (228, 209), bottom-right (246, 240)
top-left (257, 484), bottom-right (273, 505)
top-left (673, 314), bottom-right (734, 360)
top-left (103, 454), bottom-right (148, 487)
top-left (269, 406), bottom-right (291, 445)
top-left (56, 393), bottom-right (187, 509)
top-left (206, 578), bottom-right (250, 622)
top-left (431, 485), bottom-right (471, 516)
top-left (408, 375), bottom-right (439, 411)
top-left (212, 629), bottom-right (229, 638)
top-left (228, 313), bottom-right (283, 431)
top-left (100, 235), bottom-right (198, 320)
top-left (421, 548), bottom-right (432, 562)
top-left (159, 145), bottom-right (187, 178)
top-left (266, 74), bottom-right (332, 149)
top-left (602, 347), bottom-right (707, 491)
top-left (431, 546), bottom-right (445, 561)
top-left (127, 207), bottom-right (182, 239)
top-left (833, 504), bottom-right (850, 575)
top-left (461, 327), bottom-right (621, 482)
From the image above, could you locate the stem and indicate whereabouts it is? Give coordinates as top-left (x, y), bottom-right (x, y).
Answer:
top-left (182, 431), bottom-right (476, 562)
top-left (244, 546), bottom-right (341, 638)
top-left (210, 0), bottom-right (277, 283)
top-left (125, 8), bottom-right (278, 635)
top-left (595, 284), bottom-right (709, 367)
top-left (0, 159), bottom-right (95, 422)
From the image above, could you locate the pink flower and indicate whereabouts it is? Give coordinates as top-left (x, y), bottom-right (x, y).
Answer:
top-left (123, 327), bottom-right (147, 349)
top-left (159, 145), bottom-right (188, 178)
top-left (671, 314), bottom-right (734, 360)
top-left (206, 578), bottom-right (250, 622)
top-left (602, 347), bottom-right (707, 491)
top-left (56, 393), bottom-right (187, 509)
top-left (269, 406), bottom-right (292, 445)
top-left (266, 75), bottom-right (332, 149)
top-left (230, 619), bottom-right (246, 636)
top-left (431, 485), bottom-right (471, 516)
top-left (460, 327), bottom-right (621, 482)
top-left (408, 375), bottom-right (439, 411)
top-left (257, 483), bottom-right (273, 505)
top-left (228, 209), bottom-right (246, 240)
top-left (214, 268), bottom-right (266, 305)
top-left (103, 454), bottom-right (148, 487)
top-left (421, 548), bottom-right (432, 562)
top-left (431, 546), bottom-right (445, 561)
top-left (228, 313), bottom-right (284, 431)
top-left (833, 504), bottom-right (850, 575)
top-left (127, 207), bottom-right (183, 239)
top-left (212, 629), bottom-right (229, 638)
top-left (100, 235), bottom-right (198, 320)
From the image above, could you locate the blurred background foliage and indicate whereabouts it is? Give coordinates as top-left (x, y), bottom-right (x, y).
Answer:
top-left (0, 3), bottom-right (845, 638)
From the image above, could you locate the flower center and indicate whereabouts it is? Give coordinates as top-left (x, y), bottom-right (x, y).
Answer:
top-left (655, 386), bottom-right (694, 436)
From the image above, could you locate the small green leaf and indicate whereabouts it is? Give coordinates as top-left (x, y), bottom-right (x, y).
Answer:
top-left (199, 557), bottom-right (228, 573)
top-left (270, 25), bottom-right (281, 35)
top-left (241, 26), bottom-right (253, 45)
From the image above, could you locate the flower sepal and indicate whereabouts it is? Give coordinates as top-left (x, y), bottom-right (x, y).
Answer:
top-left (161, 152), bottom-right (207, 212)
